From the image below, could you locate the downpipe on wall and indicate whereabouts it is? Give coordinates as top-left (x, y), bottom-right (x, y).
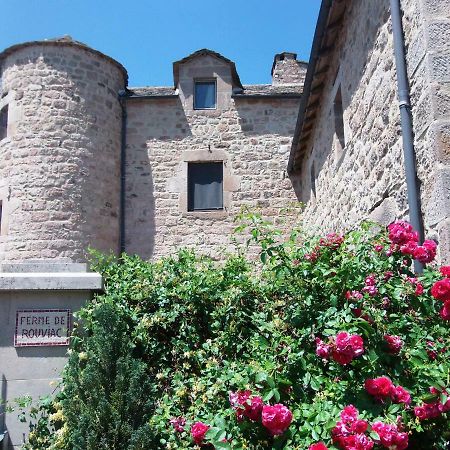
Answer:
top-left (118, 90), bottom-right (128, 255)
top-left (390, 0), bottom-right (425, 273)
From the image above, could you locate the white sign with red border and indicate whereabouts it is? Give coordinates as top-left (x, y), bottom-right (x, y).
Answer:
top-left (14, 309), bottom-right (71, 347)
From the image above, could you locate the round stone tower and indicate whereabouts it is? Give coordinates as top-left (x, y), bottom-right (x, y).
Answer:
top-left (0, 37), bottom-right (127, 262)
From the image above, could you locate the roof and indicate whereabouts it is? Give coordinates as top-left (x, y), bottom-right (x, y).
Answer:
top-left (126, 86), bottom-right (177, 98)
top-left (0, 36), bottom-right (128, 84)
top-left (233, 84), bottom-right (303, 98)
top-left (287, 0), bottom-right (347, 173)
top-left (173, 48), bottom-right (243, 89)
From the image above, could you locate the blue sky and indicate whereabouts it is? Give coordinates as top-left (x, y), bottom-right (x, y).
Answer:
top-left (1, 0), bottom-right (321, 87)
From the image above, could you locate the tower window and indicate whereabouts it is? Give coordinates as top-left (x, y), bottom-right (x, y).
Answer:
top-left (188, 162), bottom-right (223, 211)
top-left (334, 87), bottom-right (345, 149)
top-left (0, 105), bottom-right (7, 140)
top-left (194, 80), bottom-right (216, 109)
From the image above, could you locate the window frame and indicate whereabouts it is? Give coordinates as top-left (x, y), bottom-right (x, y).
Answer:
top-left (193, 79), bottom-right (217, 110)
top-left (0, 105), bottom-right (8, 141)
top-left (187, 161), bottom-right (224, 212)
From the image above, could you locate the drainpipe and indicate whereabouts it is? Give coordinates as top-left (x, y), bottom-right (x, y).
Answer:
top-left (118, 90), bottom-right (128, 255)
top-left (390, 0), bottom-right (425, 273)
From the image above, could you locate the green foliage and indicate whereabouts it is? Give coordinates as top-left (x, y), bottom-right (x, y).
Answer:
top-left (23, 218), bottom-right (450, 449)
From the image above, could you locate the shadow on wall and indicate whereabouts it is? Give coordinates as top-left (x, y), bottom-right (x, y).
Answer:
top-left (124, 98), bottom-right (192, 260)
top-left (290, 0), bottom-right (392, 208)
top-left (234, 98), bottom-right (299, 137)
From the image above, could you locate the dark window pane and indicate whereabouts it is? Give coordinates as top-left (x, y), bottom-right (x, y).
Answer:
top-left (0, 106), bottom-right (7, 140)
top-left (188, 162), bottom-right (223, 211)
top-left (194, 81), bottom-right (216, 109)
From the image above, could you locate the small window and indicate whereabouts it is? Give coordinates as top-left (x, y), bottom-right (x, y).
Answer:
top-left (194, 80), bottom-right (216, 110)
top-left (0, 106), bottom-right (7, 140)
top-left (334, 87), bottom-right (345, 149)
top-left (0, 201), bottom-right (3, 235)
top-left (310, 161), bottom-right (316, 198)
top-left (188, 162), bottom-right (223, 211)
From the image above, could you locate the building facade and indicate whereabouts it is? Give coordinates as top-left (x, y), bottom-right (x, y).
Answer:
top-left (288, 0), bottom-right (450, 262)
top-left (0, 40), bottom-right (306, 263)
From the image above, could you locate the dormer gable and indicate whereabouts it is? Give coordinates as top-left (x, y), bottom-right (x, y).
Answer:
top-left (173, 49), bottom-right (242, 111)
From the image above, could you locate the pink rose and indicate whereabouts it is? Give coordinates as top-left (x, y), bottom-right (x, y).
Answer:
top-left (384, 335), bottom-right (403, 354)
top-left (229, 390), bottom-right (263, 421)
top-left (365, 377), bottom-right (394, 399)
top-left (169, 416), bottom-right (186, 432)
top-left (431, 278), bottom-right (450, 301)
top-left (191, 421), bottom-right (210, 445)
top-left (340, 404), bottom-right (359, 423)
top-left (415, 282), bottom-right (424, 295)
top-left (388, 221), bottom-right (418, 245)
top-left (372, 421), bottom-right (408, 450)
top-left (440, 266), bottom-right (450, 278)
top-left (390, 385), bottom-right (411, 405)
top-left (261, 404), bottom-right (293, 436)
top-left (413, 240), bottom-right (437, 263)
top-left (440, 301), bottom-right (450, 321)
top-left (315, 338), bottom-right (332, 359)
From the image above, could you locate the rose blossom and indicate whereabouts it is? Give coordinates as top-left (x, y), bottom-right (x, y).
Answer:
top-left (413, 239), bottom-right (437, 264)
top-left (390, 385), bottom-right (411, 405)
top-left (365, 377), bottom-right (394, 399)
top-left (388, 221), bottom-right (418, 245)
top-left (169, 416), bottom-right (186, 432)
top-left (333, 332), bottom-right (364, 365)
top-left (374, 244), bottom-right (384, 252)
top-left (309, 443), bottom-right (329, 450)
top-left (261, 404), bottom-right (293, 436)
top-left (191, 421), bottom-right (210, 445)
top-left (431, 278), bottom-right (450, 301)
top-left (440, 301), bottom-right (450, 321)
top-left (229, 390), bottom-right (263, 421)
top-left (332, 406), bottom-right (373, 450)
top-left (371, 421), bottom-right (408, 450)
top-left (315, 338), bottom-right (332, 359)
top-left (440, 266), bottom-right (450, 277)
top-left (384, 335), bottom-right (403, 354)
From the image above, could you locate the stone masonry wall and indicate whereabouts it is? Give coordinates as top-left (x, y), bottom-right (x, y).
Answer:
top-left (125, 56), bottom-right (301, 260)
top-left (0, 44), bottom-right (126, 262)
top-left (291, 0), bottom-right (450, 262)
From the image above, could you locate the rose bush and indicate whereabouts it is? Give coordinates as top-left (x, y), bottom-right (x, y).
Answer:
top-left (23, 217), bottom-right (450, 449)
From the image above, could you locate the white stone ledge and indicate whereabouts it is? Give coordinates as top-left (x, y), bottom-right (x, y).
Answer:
top-left (0, 272), bottom-right (103, 291)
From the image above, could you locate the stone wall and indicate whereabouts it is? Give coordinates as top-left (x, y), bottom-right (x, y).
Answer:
top-left (0, 43), bottom-right (126, 262)
top-left (290, 0), bottom-right (450, 262)
top-left (125, 55), bottom-right (301, 260)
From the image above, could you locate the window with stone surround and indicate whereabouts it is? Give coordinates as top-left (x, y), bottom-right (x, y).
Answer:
top-left (0, 105), bottom-right (7, 140)
top-left (194, 80), bottom-right (217, 110)
top-left (310, 160), bottom-right (317, 199)
top-left (188, 162), bottom-right (223, 211)
top-left (334, 87), bottom-right (345, 150)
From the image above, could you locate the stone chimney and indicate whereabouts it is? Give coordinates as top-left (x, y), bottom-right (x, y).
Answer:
top-left (271, 52), bottom-right (307, 86)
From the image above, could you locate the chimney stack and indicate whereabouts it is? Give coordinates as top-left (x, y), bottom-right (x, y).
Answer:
top-left (271, 52), bottom-right (307, 86)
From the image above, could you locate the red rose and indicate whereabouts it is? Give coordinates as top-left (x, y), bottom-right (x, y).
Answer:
top-left (261, 404), bottom-right (293, 436)
top-left (390, 385), bottom-right (411, 405)
top-left (372, 421), bottom-right (408, 450)
top-left (440, 266), bottom-right (450, 277)
top-left (384, 335), bottom-right (403, 354)
top-left (413, 240), bottom-right (437, 263)
top-left (191, 421), bottom-right (210, 445)
top-left (440, 301), bottom-right (450, 321)
top-left (340, 405), bottom-right (359, 422)
top-left (365, 377), bottom-right (394, 399)
top-left (431, 278), bottom-right (450, 301)
top-left (229, 390), bottom-right (263, 422)
top-left (415, 282), bottom-right (424, 295)
top-left (388, 221), bottom-right (418, 245)
top-left (309, 443), bottom-right (328, 450)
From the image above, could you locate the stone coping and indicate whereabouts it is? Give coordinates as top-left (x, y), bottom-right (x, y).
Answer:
top-left (0, 272), bottom-right (103, 291)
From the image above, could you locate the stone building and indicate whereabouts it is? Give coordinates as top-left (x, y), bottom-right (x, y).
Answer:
top-left (288, 0), bottom-right (450, 262)
top-left (0, 39), bottom-right (306, 263)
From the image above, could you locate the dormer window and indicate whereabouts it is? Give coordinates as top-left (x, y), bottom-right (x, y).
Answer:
top-left (194, 80), bottom-right (216, 110)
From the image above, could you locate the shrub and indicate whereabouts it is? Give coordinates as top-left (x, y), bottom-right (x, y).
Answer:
top-left (24, 219), bottom-right (450, 449)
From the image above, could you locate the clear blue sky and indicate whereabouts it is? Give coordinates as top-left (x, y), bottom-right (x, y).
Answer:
top-left (1, 0), bottom-right (321, 87)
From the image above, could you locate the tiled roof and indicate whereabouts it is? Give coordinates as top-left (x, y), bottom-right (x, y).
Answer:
top-left (126, 87), bottom-right (177, 97)
top-left (234, 84), bottom-right (303, 97)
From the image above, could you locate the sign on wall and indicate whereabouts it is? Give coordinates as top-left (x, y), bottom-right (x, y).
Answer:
top-left (14, 309), bottom-right (71, 347)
